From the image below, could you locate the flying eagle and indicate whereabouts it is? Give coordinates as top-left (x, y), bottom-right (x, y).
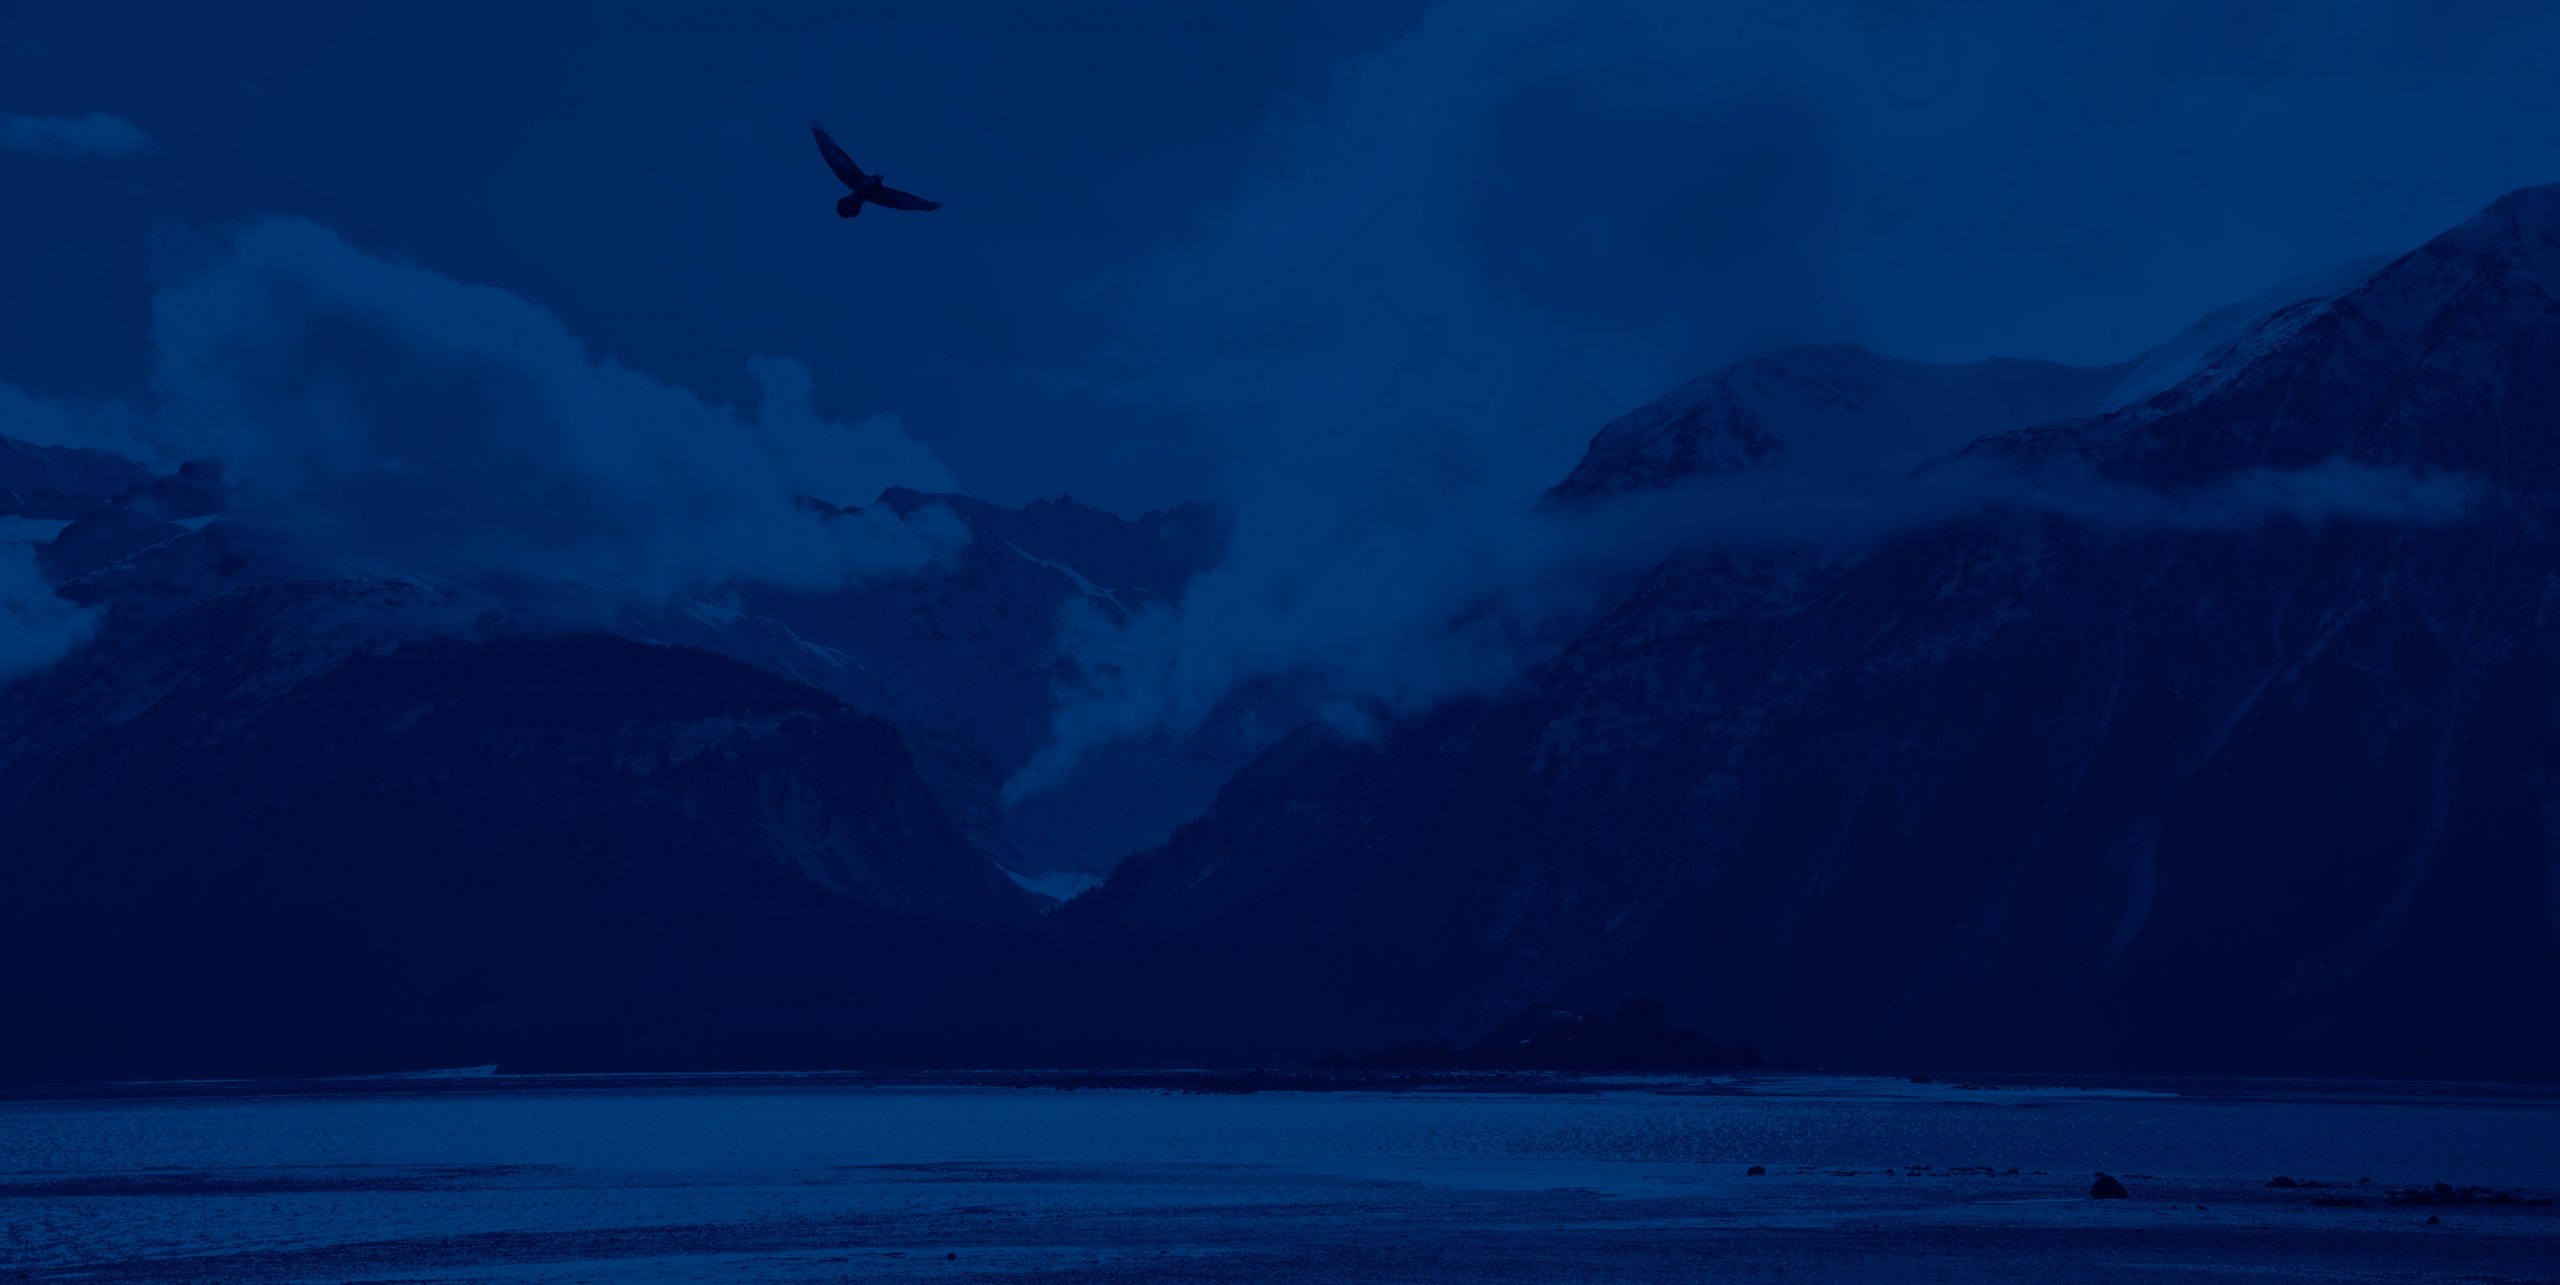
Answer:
top-left (811, 122), bottom-right (941, 218)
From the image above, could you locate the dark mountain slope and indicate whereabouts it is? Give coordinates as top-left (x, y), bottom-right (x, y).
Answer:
top-left (1073, 184), bottom-right (2560, 1078)
top-left (0, 433), bottom-right (153, 518)
top-left (9, 187), bottom-right (2557, 1082)
top-left (0, 631), bottom-right (1042, 1081)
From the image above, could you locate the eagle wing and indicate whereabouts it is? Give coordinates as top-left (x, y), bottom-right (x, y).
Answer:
top-left (810, 122), bottom-right (867, 190)
top-left (868, 185), bottom-right (942, 212)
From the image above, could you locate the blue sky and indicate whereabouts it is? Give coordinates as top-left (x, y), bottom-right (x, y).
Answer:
top-left (7, 0), bottom-right (2560, 511)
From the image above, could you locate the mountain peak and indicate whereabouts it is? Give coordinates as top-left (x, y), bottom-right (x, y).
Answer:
top-left (1550, 181), bottom-right (2560, 506)
top-left (2436, 179), bottom-right (2560, 257)
top-left (1548, 343), bottom-right (2124, 502)
top-left (1963, 179), bottom-right (2560, 484)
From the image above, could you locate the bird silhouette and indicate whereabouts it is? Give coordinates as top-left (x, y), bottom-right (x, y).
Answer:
top-left (811, 122), bottom-right (941, 219)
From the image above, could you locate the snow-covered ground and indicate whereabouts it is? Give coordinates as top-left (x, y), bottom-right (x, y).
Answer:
top-left (4, 1076), bottom-right (2552, 1281)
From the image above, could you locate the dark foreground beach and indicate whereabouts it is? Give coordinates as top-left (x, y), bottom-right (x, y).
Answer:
top-left (4, 1073), bottom-right (2554, 1282)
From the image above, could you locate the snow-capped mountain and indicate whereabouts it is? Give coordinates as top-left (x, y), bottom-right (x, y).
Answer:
top-left (11, 181), bottom-right (2558, 1082)
top-left (1549, 343), bottom-right (2128, 501)
top-left (1074, 183), bottom-right (2560, 1078)
top-left (0, 464), bottom-right (1259, 1075)
top-left (1549, 252), bottom-right (2403, 505)
top-left (0, 498), bottom-right (1062, 1076)
top-left (0, 513), bottom-right (1042, 908)
top-left (0, 448), bottom-right (1270, 1062)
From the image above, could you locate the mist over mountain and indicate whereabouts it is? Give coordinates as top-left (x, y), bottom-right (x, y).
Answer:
top-left (1066, 183), bottom-right (2560, 1077)
top-left (13, 0), bottom-right (2560, 1087)
top-left (20, 14), bottom-right (2560, 1285)
top-left (4, 177), bottom-right (2555, 1081)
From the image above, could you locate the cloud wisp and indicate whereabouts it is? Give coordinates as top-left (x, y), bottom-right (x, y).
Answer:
top-left (1, 111), bottom-right (155, 158)
top-left (1006, 456), bottom-right (2481, 802)
top-left (0, 381), bottom-right (158, 466)
top-left (0, 544), bottom-right (98, 682)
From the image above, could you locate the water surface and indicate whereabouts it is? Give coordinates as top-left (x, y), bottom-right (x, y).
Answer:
top-left (5, 1074), bottom-right (2554, 1280)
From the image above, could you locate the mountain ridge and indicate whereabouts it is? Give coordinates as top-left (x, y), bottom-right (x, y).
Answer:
top-left (8, 182), bottom-right (2559, 1080)
top-left (1064, 180), bottom-right (2560, 1078)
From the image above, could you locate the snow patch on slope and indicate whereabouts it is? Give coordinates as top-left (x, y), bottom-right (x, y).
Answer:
top-left (2102, 256), bottom-right (2391, 414)
top-left (1009, 543), bottom-right (1127, 614)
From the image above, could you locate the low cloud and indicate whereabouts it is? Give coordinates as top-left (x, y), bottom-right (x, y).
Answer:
top-left (1006, 0), bottom-right (2530, 801)
top-left (0, 544), bottom-right (98, 682)
top-left (1, 112), bottom-right (155, 158)
top-left (1006, 0), bottom-right (1854, 798)
top-left (1048, 0), bottom-right (1850, 508)
top-left (143, 216), bottom-right (963, 598)
top-left (1007, 457), bottom-right (2480, 800)
top-left (748, 354), bottom-right (959, 503)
